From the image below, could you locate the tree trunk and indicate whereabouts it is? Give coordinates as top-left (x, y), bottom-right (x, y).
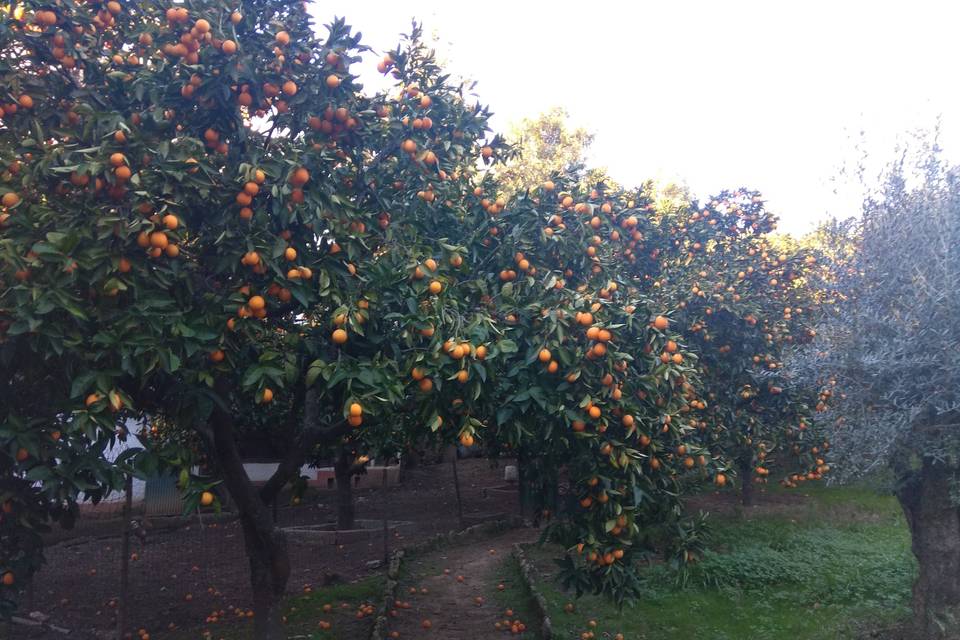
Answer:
top-left (240, 513), bottom-right (290, 640)
top-left (739, 458), bottom-right (754, 507)
top-left (896, 459), bottom-right (960, 639)
top-left (334, 448), bottom-right (355, 530)
top-left (208, 393), bottom-right (290, 640)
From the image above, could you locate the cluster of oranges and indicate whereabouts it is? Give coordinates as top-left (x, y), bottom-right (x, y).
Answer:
top-left (494, 608), bottom-right (528, 634)
top-left (204, 605), bottom-right (254, 625)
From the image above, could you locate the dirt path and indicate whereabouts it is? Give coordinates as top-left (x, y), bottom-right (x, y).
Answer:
top-left (386, 527), bottom-right (541, 639)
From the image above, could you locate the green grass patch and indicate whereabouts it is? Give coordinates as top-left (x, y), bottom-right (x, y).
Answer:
top-left (527, 485), bottom-right (914, 639)
top-left (164, 576), bottom-right (382, 640)
top-left (490, 555), bottom-right (543, 636)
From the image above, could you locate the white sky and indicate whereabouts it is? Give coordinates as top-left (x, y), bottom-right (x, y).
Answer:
top-left (310, 1), bottom-right (960, 234)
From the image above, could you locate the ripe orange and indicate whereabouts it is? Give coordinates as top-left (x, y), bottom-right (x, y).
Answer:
top-left (326, 75), bottom-right (341, 89)
top-left (162, 214), bottom-right (179, 230)
top-left (588, 406), bottom-right (601, 419)
top-left (538, 348), bottom-right (551, 363)
top-left (2, 572), bottom-right (13, 586)
top-left (209, 350), bottom-right (225, 363)
top-left (290, 167), bottom-right (309, 186)
top-left (261, 388), bottom-right (274, 403)
top-left (221, 40), bottom-right (237, 54)
top-left (428, 281), bottom-right (442, 294)
top-left (282, 81), bottom-right (297, 96)
top-left (349, 403), bottom-right (363, 417)
top-left (401, 139), bottom-right (417, 153)
top-left (200, 491), bottom-right (214, 507)
top-left (248, 296), bottom-right (266, 311)
top-left (149, 231), bottom-right (168, 249)
top-left (110, 152), bottom-right (126, 167)
top-left (275, 30), bottom-right (290, 45)
top-left (1, 192), bottom-right (21, 208)
top-left (475, 345), bottom-right (488, 359)
top-left (653, 315), bottom-right (670, 331)
top-left (332, 328), bottom-right (348, 344)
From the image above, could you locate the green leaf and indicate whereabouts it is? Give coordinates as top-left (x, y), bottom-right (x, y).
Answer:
top-left (498, 339), bottom-right (518, 354)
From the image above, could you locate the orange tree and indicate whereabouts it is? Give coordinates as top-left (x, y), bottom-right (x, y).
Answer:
top-left (0, 3), bottom-right (494, 634)
top-left (643, 187), bottom-right (829, 505)
top-left (788, 146), bottom-right (960, 637)
top-left (463, 173), bottom-right (724, 602)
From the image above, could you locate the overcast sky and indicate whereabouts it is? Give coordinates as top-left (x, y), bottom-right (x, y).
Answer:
top-left (310, 1), bottom-right (960, 234)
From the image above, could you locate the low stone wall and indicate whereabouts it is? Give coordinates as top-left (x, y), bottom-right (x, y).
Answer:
top-left (282, 519), bottom-right (415, 545)
top-left (512, 542), bottom-right (554, 639)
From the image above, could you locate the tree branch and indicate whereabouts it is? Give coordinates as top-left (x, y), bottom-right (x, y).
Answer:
top-left (258, 388), bottom-right (351, 504)
top-left (208, 379), bottom-right (264, 520)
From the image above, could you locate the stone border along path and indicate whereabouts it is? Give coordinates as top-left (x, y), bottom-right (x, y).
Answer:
top-left (512, 543), bottom-right (554, 639)
top-left (370, 522), bottom-right (544, 639)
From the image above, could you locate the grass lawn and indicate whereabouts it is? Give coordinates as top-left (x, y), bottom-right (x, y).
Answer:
top-left (164, 576), bottom-right (382, 640)
top-left (524, 484), bottom-right (915, 640)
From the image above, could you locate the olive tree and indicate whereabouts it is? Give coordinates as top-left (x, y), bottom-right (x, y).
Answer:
top-left (790, 139), bottom-right (960, 638)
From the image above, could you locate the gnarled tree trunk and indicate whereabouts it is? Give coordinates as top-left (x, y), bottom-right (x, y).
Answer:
top-left (210, 398), bottom-right (290, 640)
top-left (240, 512), bottom-right (290, 640)
top-left (896, 459), bottom-right (960, 639)
top-left (209, 399), bottom-right (290, 640)
top-left (203, 385), bottom-right (350, 639)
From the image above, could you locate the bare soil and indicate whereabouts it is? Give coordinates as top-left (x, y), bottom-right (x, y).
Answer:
top-left (386, 527), bottom-right (539, 639)
top-left (5, 458), bottom-right (521, 640)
